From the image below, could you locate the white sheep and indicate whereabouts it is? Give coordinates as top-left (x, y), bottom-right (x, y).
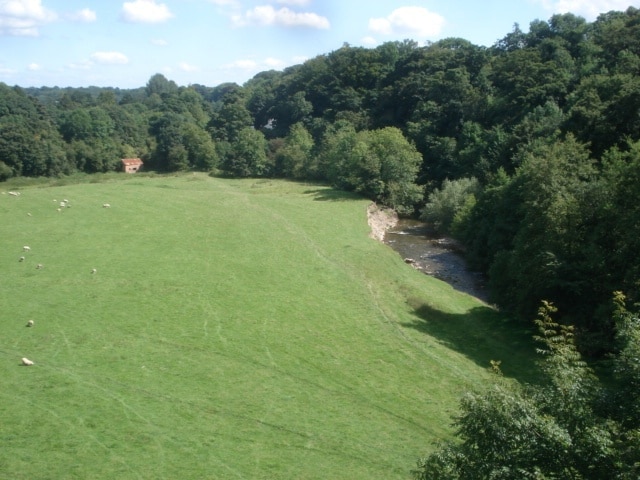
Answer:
top-left (36, 263), bottom-right (43, 270)
top-left (91, 268), bottom-right (97, 274)
top-left (21, 357), bottom-right (34, 366)
top-left (8, 191), bottom-right (20, 196)
top-left (26, 320), bottom-right (34, 327)
top-left (18, 256), bottom-right (25, 262)
top-left (102, 203), bottom-right (111, 208)
top-left (23, 245), bottom-right (30, 252)
top-left (59, 201), bottom-right (66, 207)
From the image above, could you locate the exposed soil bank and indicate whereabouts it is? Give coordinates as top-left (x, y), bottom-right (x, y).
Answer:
top-left (368, 203), bottom-right (488, 302)
top-left (367, 203), bottom-right (398, 241)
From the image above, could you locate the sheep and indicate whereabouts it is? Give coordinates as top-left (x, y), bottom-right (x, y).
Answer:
top-left (26, 320), bottom-right (34, 327)
top-left (91, 268), bottom-right (97, 274)
top-left (18, 256), bottom-right (25, 262)
top-left (21, 357), bottom-right (34, 366)
top-left (27, 213), bottom-right (31, 216)
top-left (36, 263), bottom-right (43, 270)
top-left (59, 201), bottom-right (66, 207)
top-left (8, 191), bottom-right (20, 196)
top-left (23, 245), bottom-right (30, 252)
top-left (102, 203), bottom-right (111, 208)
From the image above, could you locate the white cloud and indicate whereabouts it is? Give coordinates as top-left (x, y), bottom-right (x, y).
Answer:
top-left (68, 60), bottom-right (93, 70)
top-left (27, 62), bottom-right (40, 70)
top-left (233, 5), bottom-right (330, 29)
top-left (151, 38), bottom-right (168, 46)
top-left (209, 0), bottom-right (238, 5)
top-left (67, 8), bottom-right (96, 23)
top-left (0, 65), bottom-right (17, 74)
top-left (277, 0), bottom-right (311, 6)
top-left (263, 57), bottom-right (286, 68)
top-left (90, 51), bottom-right (129, 65)
top-left (223, 56), bottom-right (287, 73)
top-left (0, 0), bottom-right (56, 36)
top-left (223, 58), bottom-right (258, 70)
top-left (209, 0), bottom-right (240, 6)
top-left (538, 0), bottom-right (634, 19)
top-left (361, 36), bottom-right (378, 47)
top-left (369, 7), bottom-right (445, 39)
top-left (120, 0), bottom-right (173, 23)
top-left (178, 62), bottom-right (199, 72)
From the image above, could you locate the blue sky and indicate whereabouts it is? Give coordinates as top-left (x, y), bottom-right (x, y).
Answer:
top-left (0, 0), bottom-right (637, 89)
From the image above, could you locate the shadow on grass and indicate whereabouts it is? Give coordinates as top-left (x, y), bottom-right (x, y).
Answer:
top-left (404, 298), bottom-right (544, 385)
top-left (304, 187), bottom-right (364, 202)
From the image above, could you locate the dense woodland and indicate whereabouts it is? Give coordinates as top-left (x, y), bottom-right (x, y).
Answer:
top-left (4, 7), bottom-right (640, 476)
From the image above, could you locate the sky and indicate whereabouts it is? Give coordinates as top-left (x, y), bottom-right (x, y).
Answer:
top-left (0, 0), bottom-right (637, 89)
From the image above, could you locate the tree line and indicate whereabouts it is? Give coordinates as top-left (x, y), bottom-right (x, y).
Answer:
top-left (2, 7), bottom-right (640, 355)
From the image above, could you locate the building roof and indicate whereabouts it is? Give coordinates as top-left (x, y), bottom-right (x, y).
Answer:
top-left (121, 158), bottom-right (143, 166)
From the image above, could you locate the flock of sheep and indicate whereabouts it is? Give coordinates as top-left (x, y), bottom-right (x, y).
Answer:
top-left (17, 241), bottom-right (97, 367)
top-left (6, 191), bottom-right (110, 368)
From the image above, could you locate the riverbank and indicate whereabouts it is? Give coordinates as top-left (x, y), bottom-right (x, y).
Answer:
top-left (368, 204), bottom-right (488, 302)
top-left (367, 202), bottom-right (398, 241)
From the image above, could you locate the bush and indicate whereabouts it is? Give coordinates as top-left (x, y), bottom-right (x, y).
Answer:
top-left (420, 177), bottom-right (479, 234)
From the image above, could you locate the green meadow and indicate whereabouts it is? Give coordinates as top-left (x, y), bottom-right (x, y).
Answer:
top-left (0, 174), bottom-right (537, 479)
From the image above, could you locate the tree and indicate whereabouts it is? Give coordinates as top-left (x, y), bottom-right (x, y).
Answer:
top-left (181, 122), bottom-right (218, 171)
top-left (420, 177), bottom-right (480, 234)
top-left (486, 136), bottom-right (597, 324)
top-left (413, 301), bottom-right (617, 479)
top-left (145, 73), bottom-right (179, 97)
top-left (274, 122), bottom-right (316, 179)
top-left (322, 125), bottom-right (423, 214)
top-left (221, 127), bottom-right (269, 177)
top-left (207, 88), bottom-right (253, 142)
top-left (0, 84), bottom-right (69, 177)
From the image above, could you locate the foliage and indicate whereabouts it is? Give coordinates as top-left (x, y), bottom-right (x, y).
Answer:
top-left (220, 126), bottom-right (269, 177)
top-left (412, 299), bottom-right (637, 479)
top-left (322, 125), bottom-right (423, 213)
top-left (273, 122), bottom-right (316, 178)
top-left (420, 177), bottom-right (479, 233)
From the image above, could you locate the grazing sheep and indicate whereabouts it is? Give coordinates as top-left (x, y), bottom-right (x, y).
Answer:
top-left (91, 268), bottom-right (97, 274)
top-left (21, 357), bottom-right (34, 366)
top-left (8, 191), bottom-right (20, 196)
top-left (36, 263), bottom-right (43, 270)
top-left (26, 320), bottom-right (34, 327)
top-left (102, 203), bottom-right (111, 208)
top-left (23, 245), bottom-right (30, 252)
top-left (19, 256), bottom-right (25, 262)
top-left (59, 201), bottom-right (66, 207)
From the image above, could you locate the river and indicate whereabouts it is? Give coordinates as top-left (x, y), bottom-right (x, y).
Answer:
top-left (384, 218), bottom-right (489, 302)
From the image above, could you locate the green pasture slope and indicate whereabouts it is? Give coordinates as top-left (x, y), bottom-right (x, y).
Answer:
top-left (0, 174), bottom-right (535, 479)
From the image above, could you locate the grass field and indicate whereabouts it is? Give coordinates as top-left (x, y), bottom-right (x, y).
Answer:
top-left (0, 173), bottom-right (537, 479)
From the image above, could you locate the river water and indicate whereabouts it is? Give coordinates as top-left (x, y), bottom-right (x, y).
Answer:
top-left (384, 218), bottom-right (489, 302)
